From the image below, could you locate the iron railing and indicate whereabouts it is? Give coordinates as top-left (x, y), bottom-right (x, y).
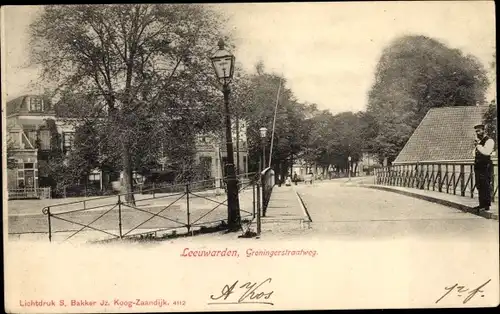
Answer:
top-left (8, 187), bottom-right (51, 200)
top-left (40, 173), bottom-right (261, 243)
top-left (374, 160), bottom-right (498, 201)
top-left (261, 167), bottom-right (275, 216)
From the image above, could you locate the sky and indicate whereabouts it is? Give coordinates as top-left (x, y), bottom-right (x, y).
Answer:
top-left (2, 2), bottom-right (496, 115)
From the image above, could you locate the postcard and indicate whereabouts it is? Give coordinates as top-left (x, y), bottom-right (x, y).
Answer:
top-left (2, 2), bottom-right (499, 312)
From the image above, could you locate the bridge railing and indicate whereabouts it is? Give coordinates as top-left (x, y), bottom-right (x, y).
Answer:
top-left (261, 167), bottom-right (275, 216)
top-left (374, 159), bottom-right (498, 202)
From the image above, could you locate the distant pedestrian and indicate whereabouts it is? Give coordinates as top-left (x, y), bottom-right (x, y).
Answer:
top-left (473, 124), bottom-right (495, 212)
top-left (293, 172), bottom-right (298, 185)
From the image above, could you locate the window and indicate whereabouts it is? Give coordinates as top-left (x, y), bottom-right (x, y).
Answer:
top-left (39, 130), bottom-right (51, 150)
top-left (63, 132), bottom-right (75, 152)
top-left (89, 173), bottom-right (100, 182)
top-left (27, 130), bottom-right (37, 148)
top-left (8, 132), bottom-right (20, 148)
top-left (24, 163), bottom-right (34, 169)
top-left (29, 97), bottom-right (44, 112)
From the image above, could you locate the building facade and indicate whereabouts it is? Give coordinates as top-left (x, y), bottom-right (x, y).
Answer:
top-left (6, 94), bottom-right (249, 197)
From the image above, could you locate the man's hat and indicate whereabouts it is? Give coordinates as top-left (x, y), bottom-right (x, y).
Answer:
top-left (474, 124), bottom-right (485, 129)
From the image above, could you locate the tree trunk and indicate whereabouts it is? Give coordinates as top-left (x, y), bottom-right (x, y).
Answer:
top-left (121, 140), bottom-right (136, 206)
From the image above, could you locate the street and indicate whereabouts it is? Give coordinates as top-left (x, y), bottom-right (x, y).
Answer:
top-left (293, 180), bottom-right (499, 240)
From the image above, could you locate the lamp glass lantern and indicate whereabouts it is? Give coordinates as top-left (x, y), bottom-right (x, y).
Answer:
top-left (259, 127), bottom-right (268, 138)
top-left (211, 39), bottom-right (235, 82)
top-left (348, 156), bottom-right (352, 162)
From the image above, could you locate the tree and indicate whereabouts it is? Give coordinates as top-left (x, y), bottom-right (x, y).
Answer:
top-left (483, 100), bottom-right (497, 144)
top-left (367, 35), bottom-right (489, 163)
top-left (29, 4), bottom-right (228, 204)
top-left (6, 138), bottom-right (18, 169)
top-left (236, 66), bottom-right (310, 179)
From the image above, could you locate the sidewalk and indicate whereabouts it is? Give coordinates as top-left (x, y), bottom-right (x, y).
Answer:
top-left (245, 186), bottom-right (312, 237)
top-left (361, 184), bottom-right (498, 220)
top-left (263, 186), bottom-right (309, 221)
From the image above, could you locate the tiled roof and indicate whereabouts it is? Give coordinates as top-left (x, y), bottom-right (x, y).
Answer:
top-left (394, 106), bottom-right (490, 163)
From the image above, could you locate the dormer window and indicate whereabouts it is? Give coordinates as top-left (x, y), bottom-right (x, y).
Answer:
top-left (29, 97), bottom-right (44, 112)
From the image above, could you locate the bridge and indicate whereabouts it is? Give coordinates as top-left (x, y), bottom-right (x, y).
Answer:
top-left (6, 161), bottom-right (498, 243)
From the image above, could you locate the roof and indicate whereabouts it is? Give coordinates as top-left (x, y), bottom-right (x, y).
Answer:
top-left (394, 106), bottom-right (490, 164)
top-left (6, 95), bottom-right (53, 116)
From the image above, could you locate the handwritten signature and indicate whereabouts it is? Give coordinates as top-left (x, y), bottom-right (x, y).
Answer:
top-left (208, 278), bottom-right (274, 305)
top-left (436, 279), bottom-right (491, 304)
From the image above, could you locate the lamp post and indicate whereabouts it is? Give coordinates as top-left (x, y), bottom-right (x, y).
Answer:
top-left (257, 127), bottom-right (267, 234)
top-left (348, 155), bottom-right (352, 181)
top-left (259, 127), bottom-right (268, 173)
top-left (211, 39), bottom-right (241, 231)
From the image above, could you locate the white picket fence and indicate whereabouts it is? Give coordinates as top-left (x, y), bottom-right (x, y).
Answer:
top-left (8, 187), bottom-right (51, 200)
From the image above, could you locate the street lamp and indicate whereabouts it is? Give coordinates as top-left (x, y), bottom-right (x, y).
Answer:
top-left (348, 155), bottom-right (352, 181)
top-left (257, 126), bottom-right (268, 233)
top-left (260, 127), bottom-right (268, 172)
top-left (211, 39), bottom-right (240, 231)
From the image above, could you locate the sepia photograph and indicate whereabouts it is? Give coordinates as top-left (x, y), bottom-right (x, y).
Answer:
top-left (2, 1), bottom-right (498, 312)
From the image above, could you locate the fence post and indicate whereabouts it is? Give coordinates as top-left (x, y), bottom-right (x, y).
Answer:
top-left (445, 164), bottom-right (449, 193)
top-left (413, 164), bottom-right (417, 188)
top-left (431, 164), bottom-right (435, 191)
top-left (404, 165), bottom-right (408, 187)
top-left (452, 164), bottom-right (456, 195)
top-left (425, 164), bottom-right (429, 190)
top-left (400, 165), bottom-right (403, 186)
top-left (252, 182), bottom-right (256, 219)
top-left (470, 165), bottom-right (474, 198)
top-left (460, 164), bottom-right (465, 196)
top-left (186, 184), bottom-right (190, 233)
top-left (47, 207), bottom-right (52, 242)
top-left (118, 195), bottom-right (122, 238)
top-left (256, 181), bottom-right (261, 236)
top-left (438, 164), bottom-right (442, 192)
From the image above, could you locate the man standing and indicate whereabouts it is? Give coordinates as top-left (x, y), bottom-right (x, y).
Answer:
top-left (473, 124), bottom-right (495, 212)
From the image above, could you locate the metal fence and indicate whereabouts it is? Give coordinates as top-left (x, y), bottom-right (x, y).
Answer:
top-left (374, 160), bottom-right (498, 201)
top-left (40, 173), bottom-right (262, 243)
top-left (8, 187), bottom-right (51, 200)
top-left (261, 167), bottom-right (275, 216)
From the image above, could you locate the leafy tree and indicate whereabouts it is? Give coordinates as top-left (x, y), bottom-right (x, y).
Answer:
top-left (236, 66), bottom-right (310, 179)
top-left (29, 4), bottom-right (228, 204)
top-left (483, 100), bottom-right (497, 145)
top-left (6, 138), bottom-right (18, 169)
top-left (367, 35), bottom-right (489, 163)
top-left (484, 52), bottom-right (497, 144)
